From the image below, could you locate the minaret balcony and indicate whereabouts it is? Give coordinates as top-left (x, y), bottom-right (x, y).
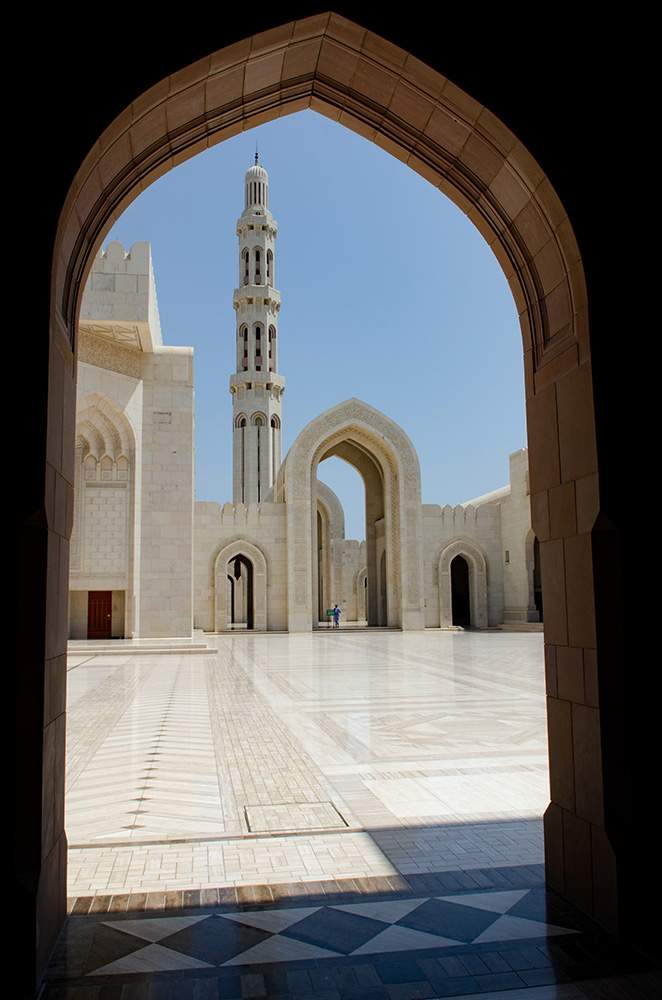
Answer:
top-left (230, 371), bottom-right (285, 393)
top-left (233, 286), bottom-right (281, 309)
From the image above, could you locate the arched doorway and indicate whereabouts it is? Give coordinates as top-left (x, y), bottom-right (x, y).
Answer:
top-left (450, 554), bottom-right (470, 626)
top-left (278, 398), bottom-right (425, 632)
top-left (229, 553), bottom-right (254, 629)
top-left (438, 538), bottom-right (489, 628)
top-left (214, 539), bottom-right (267, 631)
top-left (24, 13), bottom-right (626, 983)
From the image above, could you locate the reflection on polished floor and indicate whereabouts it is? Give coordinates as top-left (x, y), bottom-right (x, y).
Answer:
top-left (48, 633), bottom-right (662, 998)
top-left (66, 632), bottom-right (548, 895)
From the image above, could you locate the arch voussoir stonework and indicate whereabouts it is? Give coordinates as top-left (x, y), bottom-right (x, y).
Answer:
top-left (213, 538), bottom-right (267, 631)
top-left (438, 537), bottom-right (488, 629)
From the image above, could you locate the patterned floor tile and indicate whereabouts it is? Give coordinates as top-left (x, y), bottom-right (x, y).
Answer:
top-left (351, 923), bottom-right (463, 954)
top-left (90, 941), bottom-right (214, 974)
top-left (281, 906), bottom-right (389, 954)
top-left (397, 898), bottom-right (501, 942)
top-left (153, 914), bottom-right (272, 965)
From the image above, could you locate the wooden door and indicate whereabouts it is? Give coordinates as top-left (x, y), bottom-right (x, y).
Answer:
top-left (87, 591), bottom-right (112, 639)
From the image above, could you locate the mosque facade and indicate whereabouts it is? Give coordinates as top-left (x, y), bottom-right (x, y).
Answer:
top-left (69, 159), bottom-right (540, 639)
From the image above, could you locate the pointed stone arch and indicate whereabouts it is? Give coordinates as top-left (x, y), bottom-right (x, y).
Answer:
top-left (24, 12), bottom-right (625, 978)
top-left (213, 538), bottom-right (268, 631)
top-left (281, 398), bottom-right (424, 631)
top-left (438, 537), bottom-right (489, 628)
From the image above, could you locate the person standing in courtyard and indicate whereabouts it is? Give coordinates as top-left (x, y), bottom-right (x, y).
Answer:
top-left (333, 604), bottom-right (341, 628)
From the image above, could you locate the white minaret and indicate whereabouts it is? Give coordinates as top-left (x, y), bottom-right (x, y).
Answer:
top-left (230, 154), bottom-right (284, 504)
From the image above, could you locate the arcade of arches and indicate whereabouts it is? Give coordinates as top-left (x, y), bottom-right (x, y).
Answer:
top-left (19, 9), bottom-right (646, 994)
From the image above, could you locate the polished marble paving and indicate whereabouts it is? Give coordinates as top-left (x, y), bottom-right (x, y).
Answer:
top-left (66, 631), bottom-right (548, 895)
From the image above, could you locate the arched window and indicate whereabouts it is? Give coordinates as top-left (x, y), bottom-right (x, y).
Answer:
top-left (254, 324), bottom-right (262, 370)
top-left (254, 248), bottom-right (261, 284)
top-left (239, 325), bottom-right (248, 370)
top-left (267, 249), bottom-right (273, 286)
top-left (270, 415), bottom-right (280, 484)
top-left (268, 325), bottom-right (277, 370)
top-left (253, 415), bottom-right (264, 501)
top-left (242, 248), bottom-right (249, 286)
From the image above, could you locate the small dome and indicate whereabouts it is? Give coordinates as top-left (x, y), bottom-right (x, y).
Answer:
top-left (245, 163), bottom-right (268, 181)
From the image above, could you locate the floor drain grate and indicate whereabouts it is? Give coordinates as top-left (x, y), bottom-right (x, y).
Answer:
top-left (244, 801), bottom-right (349, 833)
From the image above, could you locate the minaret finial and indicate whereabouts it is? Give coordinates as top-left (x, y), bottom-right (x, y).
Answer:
top-left (255, 143), bottom-right (259, 165)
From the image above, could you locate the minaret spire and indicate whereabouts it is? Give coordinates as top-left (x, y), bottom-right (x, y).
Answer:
top-left (229, 157), bottom-right (284, 505)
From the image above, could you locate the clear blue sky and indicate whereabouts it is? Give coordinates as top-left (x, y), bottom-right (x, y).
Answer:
top-left (108, 110), bottom-right (526, 540)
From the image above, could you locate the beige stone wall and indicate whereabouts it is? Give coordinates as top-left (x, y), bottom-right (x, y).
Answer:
top-left (330, 538), bottom-right (364, 621)
top-left (500, 450), bottom-right (538, 622)
top-left (194, 501), bottom-right (288, 632)
top-left (68, 591), bottom-right (87, 639)
top-left (138, 349), bottom-right (194, 637)
top-left (422, 503), bottom-right (503, 627)
top-left (70, 242), bottom-right (194, 638)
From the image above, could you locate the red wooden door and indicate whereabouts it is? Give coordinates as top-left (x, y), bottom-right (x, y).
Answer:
top-left (87, 591), bottom-right (112, 639)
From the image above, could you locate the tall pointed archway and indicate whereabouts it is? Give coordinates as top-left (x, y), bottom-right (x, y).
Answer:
top-left (20, 13), bottom-right (629, 987)
top-left (278, 398), bottom-right (425, 631)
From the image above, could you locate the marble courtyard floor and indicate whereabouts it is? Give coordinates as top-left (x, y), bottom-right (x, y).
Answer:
top-left (65, 631), bottom-right (548, 895)
top-left (45, 633), bottom-right (661, 998)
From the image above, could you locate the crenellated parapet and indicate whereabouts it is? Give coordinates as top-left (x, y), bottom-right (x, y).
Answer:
top-left (79, 240), bottom-right (164, 353)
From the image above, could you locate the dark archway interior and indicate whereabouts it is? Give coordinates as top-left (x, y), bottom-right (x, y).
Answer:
top-left (230, 554), bottom-right (254, 629)
top-left (450, 555), bottom-right (470, 627)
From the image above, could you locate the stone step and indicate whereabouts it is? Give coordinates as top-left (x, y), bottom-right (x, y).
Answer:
top-left (67, 641), bottom-right (214, 656)
top-left (497, 622), bottom-right (545, 632)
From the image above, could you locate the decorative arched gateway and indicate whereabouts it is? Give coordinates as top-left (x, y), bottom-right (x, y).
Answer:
top-left (438, 538), bottom-right (489, 629)
top-left (22, 12), bottom-right (629, 985)
top-left (278, 398), bottom-right (425, 631)
top-left (213, 539), bottom-right (267, 631)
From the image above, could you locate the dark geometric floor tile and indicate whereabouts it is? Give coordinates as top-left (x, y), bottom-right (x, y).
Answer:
top-left (415, 958), bottom-right (454, 993)
top-left (332, 966), bottom-right (360, 993)
top-left (216, 971), bottom-right (243, 997)
top-left (282, 908), bottom-right (387, 955)
top-left (262, 968), bottom-right (289, 993)
top-left (478, 952), bottom-right (512, 973)
top-left (437, 957), bottom-right (468, 977)
top-left (384, 982), bottom-right (436, 1000)
top-left (286, 968), bottom-right (313, 992)
top-left (430, 976), bottom-right (479, 996)
top-left (83, 923), bottom-right (151, 975)
top-left (397, 898), bottom-right (499, 943)
top-left (472, 971), bottom-right (524, 991)
top-left (456, 954), bottom-right (490, 976)
top-left (374, 955), bottom-right (428, 984)
top-left (342, 989), bottom-right (391, 1000)
top-left (158, 916), bottom-right (271, 965)
top-left (496, 947), bottom-right (541, 971)
top-left (307, 967), bottom-right (339, 991)
top-left (352, 963), bottom-right (382, 989)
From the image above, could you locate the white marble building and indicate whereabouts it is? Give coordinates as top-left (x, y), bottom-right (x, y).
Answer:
top-left (69, 158), bottom-right (540, 639)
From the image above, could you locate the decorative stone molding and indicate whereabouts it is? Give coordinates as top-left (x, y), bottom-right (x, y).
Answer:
top-left (213, 537), bottom-right (268, 631)
top-left (438, 537), bottom-right (489, 628)
top-left (78, 331), bottom-right (142, 378)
